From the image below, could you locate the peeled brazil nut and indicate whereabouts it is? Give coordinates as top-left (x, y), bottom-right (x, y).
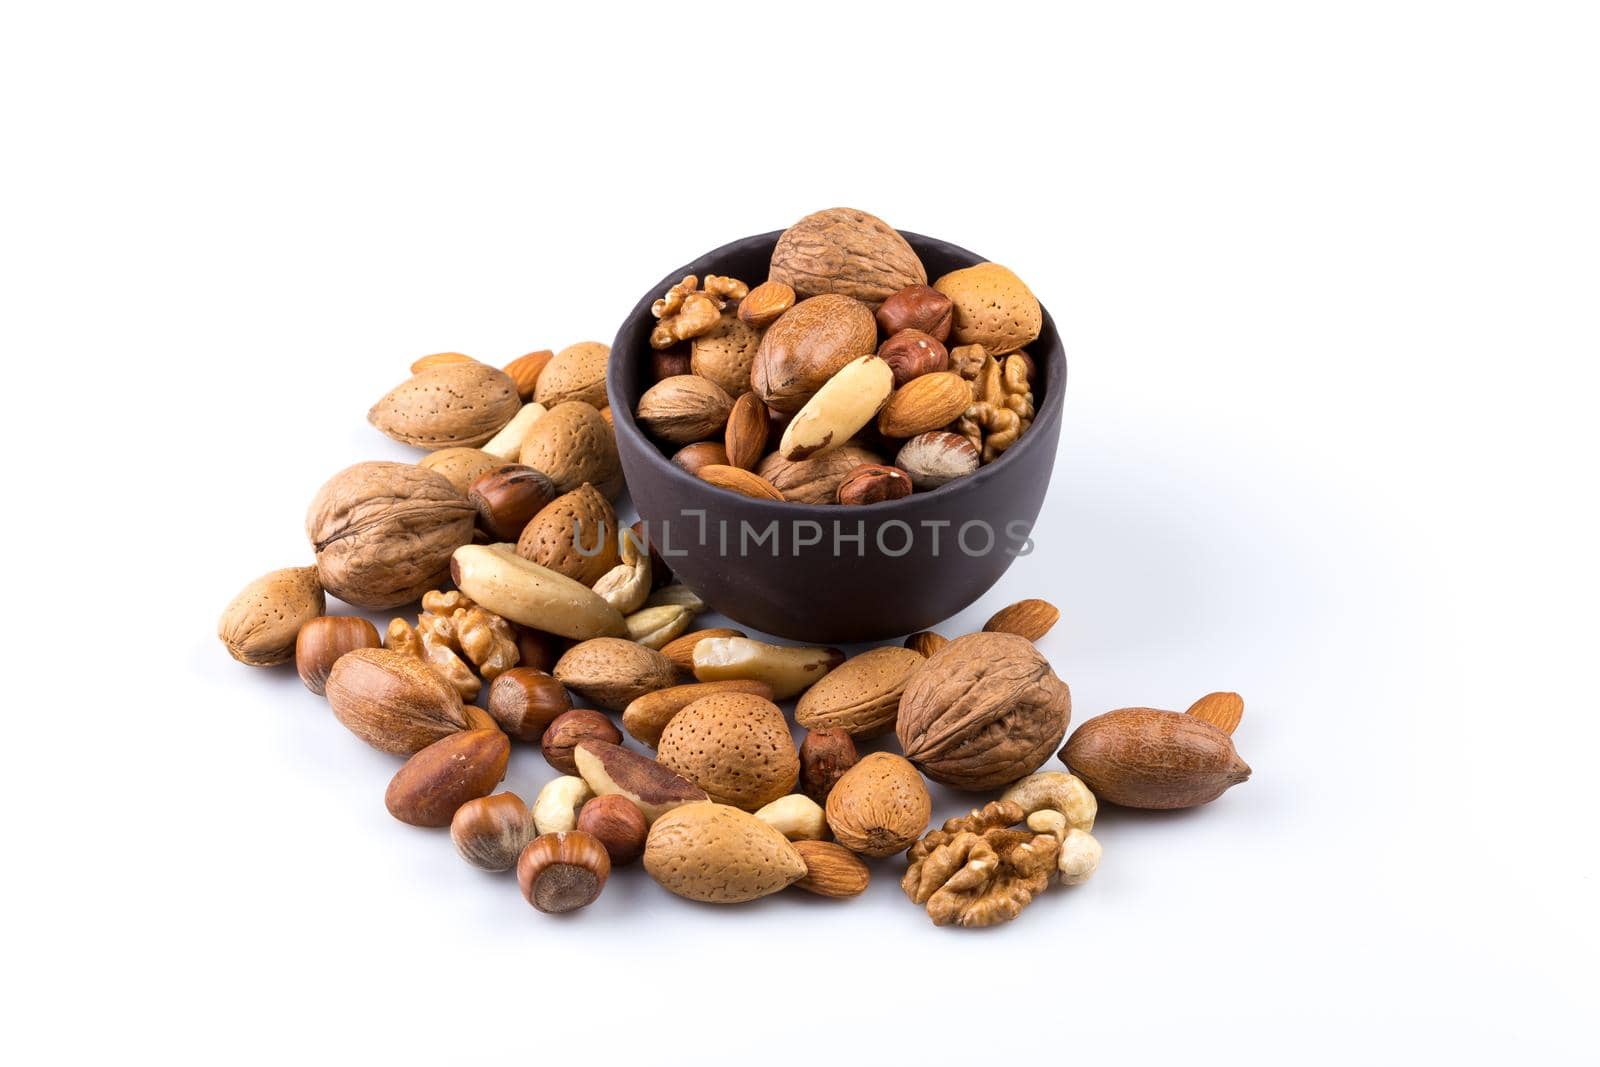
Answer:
top-left (691, 636), bottom-right (844, 701)
top-left (643, 801), bottom-right (807, 903)
top-left (324, 647), bottom-right (469, 755)
top-left (450, 544), bottom-right (626, 639)
top-left (1060, 708), bottom-right (1251, 810)
top-left (778, 354), bottom-right (894, 460)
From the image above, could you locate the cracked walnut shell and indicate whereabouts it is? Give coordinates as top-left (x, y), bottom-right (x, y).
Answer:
top-left (901, 801), bottom-right (1060, 928)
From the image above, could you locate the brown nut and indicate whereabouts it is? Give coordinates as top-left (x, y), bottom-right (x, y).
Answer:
top-left (294, 615), bottom-right (381, 695)
top-left (384, 728), bottom-right (511, 827)
top-left (738, 280), bottom-right (796, 327)
top-left (671, 441), bottom-right (730, 476)
top-left (836, 463), bottom-right (912, 505)
top-left (877, 371), bottom-right (971, 439)
top-left (572, 740), bottom-right (709, 822)
top-left (652, 346), bottom-right (692, 381)
top-left (824, 752), bottom-right (932, 858)
top-left (542, 708), bottom-right (623, 775)
top-left (1061, 707), bottom-right (1250, 810)
top-left (514, 626), bottom-right (568, 673)
top-left (697, 464), bottom-right (786, 502)
top-left (983, 598), bottom-right (1061, 642)
top-left (635, 375), bottom-right (734, 445)
top-left (799, 728), bottom-right (859, 804)
top-left (451, 791), bottom-right (535, 871)
top-left (724, 391), bottom-right (770, 471)
top-left (467, 465), bottom-right (556, 542)
top-left (904, 630), bottom-right (949, 658)
top-left (876, 284), bottom-right (954, 343)
top-left (877, 329), bottom-right (949, 387)
top-left (791, 840), bottom-right (871, 898)
top-left (576, 794), bottom-right (649, 865)
top-left (324, 647), bottom-right (469, 755)
top-left (486, 667), bottom-right (572, 743)
top-left (503, 350), bottom-right (553, 400)
top-left (516, 831), bottom-right (610, 913)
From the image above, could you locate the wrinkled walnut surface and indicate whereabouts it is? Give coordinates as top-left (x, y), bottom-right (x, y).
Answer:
top-left (902, 801), bottom-right (1059, 927)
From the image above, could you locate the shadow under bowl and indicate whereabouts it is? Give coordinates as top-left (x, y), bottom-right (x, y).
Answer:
top-left (608, 230), bottom-right (1066, 643)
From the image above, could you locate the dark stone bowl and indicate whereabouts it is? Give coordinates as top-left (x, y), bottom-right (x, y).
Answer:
top-left (608, 230), bottom-right (1066, 643)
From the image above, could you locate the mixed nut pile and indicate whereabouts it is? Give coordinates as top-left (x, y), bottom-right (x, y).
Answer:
top-left (217, 207), bottom-right (1253, 926)
top-left (639, 207), bottom-right (1041, 503)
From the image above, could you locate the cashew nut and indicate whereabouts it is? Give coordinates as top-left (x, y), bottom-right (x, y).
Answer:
top-left (692, 636), bottom-right (845, 700)
top-left (1000, 771), bottom-right (1096, 834)
top-left (625, 604), bottom-right (692, 649)
top-left (1057, 828), bottom-right (1101, 886)
top-left (592, 529), bottom-right (651, 615)
top-left (532, 775), bottom-right (593, 835)
top-left (753, 794), bottom-right (829, 841)
top-left (481, 402), bottom-right (547, 462)
top-left (450, 544), bottom-right (626, 639)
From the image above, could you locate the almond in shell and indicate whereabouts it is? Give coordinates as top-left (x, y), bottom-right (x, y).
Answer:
top-left (795, 646), bottom-right (923, 740)
top-left (643, 801), bottom-right (807, 903)
top-left (368, 361), bottom-right (522, 450)
top-left (515, 483), bottom-right (620, 586)
top-left (553, 637), bottom-right (678, 711)
top-left (519, 400), bottom-right (623, 498)
top-left (621, 677), bottom-right (771, 748)
top-left (655, 692), bottom-right (800, 811)
top-left (533, 341), bottom-right (609, 409)
top-left (691, 314), bottom-right (763, 397)
top-left (218, 566), bottom-right (325, 667)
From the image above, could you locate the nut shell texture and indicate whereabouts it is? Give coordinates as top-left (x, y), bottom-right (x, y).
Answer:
top-left (931, 262), bottom-right (1042, 355)
top-left (324, 647), bottom-right (469, 755)
top-left (643, 802), bottom-right (807, 903)
top-left (896, 632), bottom-right (1071, 790)
top-left (795, 646), bottom-right (922, 739)
top-left (824, 752), bottom-right (931, 858)
top-left (306, 462), bottom-right (475, 610)
top-left (768, 207), bottom-right (927, 308)
top-left (519, 401), bottom-right (623, 498)
top-left (751, 294), bottom-right (878, 413)
top-left (368, 361), bottom-right (522, 449)
top-left (218, 566), bottom-right (325, 666)
top-left (656, 693), bottom-right (799, 811)
top-left (534, 342), bottom-right (610, 409)
top-left (1061, 708), bottom-right (1251, 810)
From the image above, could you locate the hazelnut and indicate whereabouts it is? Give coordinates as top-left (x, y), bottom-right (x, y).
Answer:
top-left (877, 329), bottom-right (949, 387)
top-left (467, 464), bottom-right (556, 542)
top-left (541, 708), bottom-right (622, 774)
top-left (800, 728), bottom-right (859, 804)
top-left (671, 441), bottom-right (729, 476)
top-left (576, 794), bottom-right (649, 865)
top-left (516, 831), bottom-right (611, 913)
top-left (836, 463), bottom-right (913, 506)
top-left (294, 616), bottom-right (382, 695)
top-left (486, 667), bottom-right (572, 743)
top-left (451, 792), bottom-right (535, 871)
top-left (652, 346), bottom-right (692, 381)
top-left (876, 284), bottom-right (954, 343)
top-left (894, 431), bottom-right (980, 491)
top-left (514, 626), bottom-right (568, 673)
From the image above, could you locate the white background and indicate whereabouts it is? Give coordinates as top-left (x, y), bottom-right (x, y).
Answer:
top-left (3, 2), bottom-right (1596, 1063)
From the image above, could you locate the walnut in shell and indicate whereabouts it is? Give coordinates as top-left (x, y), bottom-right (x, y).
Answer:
top-left (769, 207), bottom-right (927, 309)
top-left (895, 632), bottom-right (1071, 790)
top-left (306, 462), bottom-right (476, 610)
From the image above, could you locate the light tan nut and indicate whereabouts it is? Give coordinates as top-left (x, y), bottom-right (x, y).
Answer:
top-left (825, 752), bottom-right (931, 858)
top-left (1186, 691), bottom-right (1245, 735)
top-left (1056, 827), bottom-right (1102, 886)
top-left (502, 350), bottom-right (552, 400)
top-left (691, 636), bottom-right (844, 700)
top-left (533, 341), bottom-right (610, 409)
top-left (691, 313), bottom-right (763, 397)
top-left (518, 400), bottom-right (623, 498)
top-left (574, 740), bottom-right (709, 823)
top-left (418, 447), bottom-right (504, 494)
top-left (932, 262), bottom-right (1042, 355)
top-left (636, 375), bottom-right (735, 445)
top-left (621, 679), bottom-right (775, 748)
top-left (983, 598), bottom-right (1061, 642)
top-left (877, 371), bottom-right (971, 439)
top-left (836, 463), bottom-right (912, 505)
top-left (697, 464), bottom-right (786, 501)
top-left (723, 390), bottom-right (770, 470)
top-left (1000, 771), bottom-right (1097, 834)
top-left (532, 775), bottom-right (594, 835)
top-left (956, 350), bottom-right (1034, 463)
top-left (591, 529), bottom-right (651, 615)
top-left (791, 840), bottom-right (870, 898)
top-left (738, 280), bottom-right (795, 327)
top-left (895, 431), bottom-right (980, 491)
top-left (656, 692), bottom-right (799, 811)
top-left (660, 628), bottom-right (746, 674)
top-left (480, 402), bottom-right (548, 462)
top-left (643, 801), bottom-right (807, 903)
top-left (219, 566), bottom-right (325, 667)
top-left (779, 354), bottom-right (895, 461)
top-left (553, 637), bottom-right (677, 711)
top-left (903, 630), bottom-right (948, 657)
top-left (449, 544), bottom-right (627, 639)
top-left (645, 583), bottom-right (707, 614)
top-left (624, 604), bottom-right (693, 649)
top-left (515, 483), bottom-right (620, 587)
top-left (795, 645), bottom-right (923, 739)
top-left (410, 352), bottom-right (476, 373)
top-left (756, 445), bottom-right (883, 505)
top-left (400, 615), bottom-right (479, 700)
top-left (369, 361), bottom-right (522, 450)
top-left (753, 794), bottom-right (829, 842)
top-left (650, 276), bottom-right (725, 349)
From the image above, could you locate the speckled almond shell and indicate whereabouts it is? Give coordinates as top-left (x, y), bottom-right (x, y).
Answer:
top-left (514, 483), bottom-right (620, 586)
top-left (755, 444), bottom-right (882, 505)
top-left (655, 692), bottom-right (800, 811)
top-left (931, 262), bottom-right (1042, 356)
top-left (306, 461), bottom-right (475, 610)
top-left (323, 647), bottom-right (469, 756)
top-left (519, 401), bottom-right (624, 498)
top-left (368, 361), bottom-right (522, 449)
top-left (553, 638), bottom-right (677, 712)
top-left (751, 294), bottom-right (878, 413)
top-left (691, 314), bottom-right (762, 397)
top-left (418, 447), bottom-right (503, 494)
top-left (824, 752), bottom-right (931, 858)
top-left (534, 341), bottom-right (610, 409)
top-left (794, 646), bottom-right (923, 740)
top-left (768, 208), bottom-right (927, 309)
top-left (643, 801), bottom-right (807, 903)
top-left (896, 632), bottom-right (1070, 791)
top-left (217, 566), bottom-right (325, 666)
